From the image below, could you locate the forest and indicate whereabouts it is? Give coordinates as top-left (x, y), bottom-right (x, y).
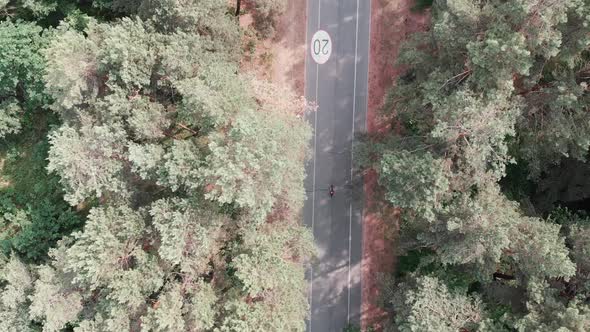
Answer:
top-left (3, 0), bottom-right (590, 331)
top-left (0, 0), bottom-right (316, 331)
top-left (360, 0), bottom-right (590, 331)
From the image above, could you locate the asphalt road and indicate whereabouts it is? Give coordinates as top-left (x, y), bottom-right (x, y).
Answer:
top-left (303, 0), bottom-right (371, 331)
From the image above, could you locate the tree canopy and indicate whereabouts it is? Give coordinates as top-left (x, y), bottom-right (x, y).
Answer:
top-left (361, 0), bottom-right (590, 330)
top-left (0, 0), bottom-right (315, 331)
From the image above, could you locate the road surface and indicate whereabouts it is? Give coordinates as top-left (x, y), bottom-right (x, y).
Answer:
top-left (303, 0), bottom-right (371, 331)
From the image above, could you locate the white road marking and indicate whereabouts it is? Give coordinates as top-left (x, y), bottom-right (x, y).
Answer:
top-left (348, 203), bottom-right (353, 323)
top-left (348, 0), bottom-right (361, 324)
top-left (311, 30), bottom-right (333, 64)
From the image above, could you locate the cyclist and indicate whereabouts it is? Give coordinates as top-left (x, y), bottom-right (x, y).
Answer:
top-left (329, 184), bottom-right (335, 198)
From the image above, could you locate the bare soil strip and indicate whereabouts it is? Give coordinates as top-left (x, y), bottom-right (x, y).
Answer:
top-left (239, 0), bottom-right (307, 95)
top-left (362, 1), bottom-right (429, 330)
top-left (270, 0), bottom-right (307, 95)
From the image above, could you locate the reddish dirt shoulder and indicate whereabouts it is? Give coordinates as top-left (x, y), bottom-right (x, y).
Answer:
top-left (270, 0), bottom-right (307, 95)
top-left (362, 0), bottom-right (429, 330)
top-left (239, 1), bottom-right (306, 95)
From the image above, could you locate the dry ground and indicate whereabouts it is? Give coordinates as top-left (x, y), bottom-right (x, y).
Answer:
top-left (239, 0), bottom-right (306, 95)
top-left (362, 0), bottom-right (429, 330)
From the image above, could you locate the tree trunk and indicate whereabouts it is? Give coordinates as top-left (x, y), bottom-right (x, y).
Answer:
top-left (235, 0), bottom-right (241, 16)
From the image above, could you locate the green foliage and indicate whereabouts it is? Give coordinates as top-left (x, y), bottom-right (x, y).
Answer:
top-left (98, 18), bottom-right (157, 90)
top-left (378, 150), bottom-right (449, 221)
top-left (0, 1), bottom-right (314, 331)
top-left (64, 206), bottom-right (165, 310)
top-left (47, 122), bottom-right (129, 206)
top-left (91, 0), bottom-right (140, 14)
top-left (29, 264), bottom-right (83, 332)
top-left (203, 106), bottom-right (310, 222)
top-left (516, 79), bottom-right (590, 178)
top-left (398, 176), bottom-right (575, 287)
top-left (396, 250), bottom-right (480, 292)
top-left (499, 156), bottom-right (537, 201)
top-left (2, 0), bottom-right (129, 23)
top-left (140, 283), bottom-right (185, 331)
top-left (149, 198), bottom-right (227, 275)
top-left (182, 280), bottom-right (217, 331)
top-left (0, 115), bottom-right (83, 262)
top-left (250, 0), bottom-right (287, 38)
top-left (510, 217), bottom-right (576, 280)
top-left (430, 88), bottom-right (521, 184)
top-left (389, 275), bottom-right (484, 332)
top-left (545, 208), bottom-right (590, 310)
top-left (0, 100), bottom-right (23, 138)
top-left (0, 256), bottom-right (35, 332)
top-left (0, 20), bottom-right (49, 134)
top-left (157, 140), bottom-right (203, 191)
top-left (137, 0), bottom-right (240, 49)
top-left (43, 26), bottom-right (99, 114)
top-left (219, 223), bottom-right (314, 331)
top-left (514, 280), bottom-right (590, 332)
top-left (127, 97), bottom-right (170, 140)
top-left (411, 0), bottom-right (433, 12)
top-left (370, 1), bottom-right (590, 330)
top-left (395, 249), bottom-right (434, 278)
top-left (8, 197), bottom-right (81, 261)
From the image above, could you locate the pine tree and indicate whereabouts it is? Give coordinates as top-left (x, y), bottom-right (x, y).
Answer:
top-left (367, 0), bottom-right (590, 329)
top-left (0, 256), bottom-right (35, 332)
top-left (0, 20), bottom-right (49, 136)
top-left (0, 1), bottom-right (314, 330)
top-left (388, 275), bottom-right (484, 332)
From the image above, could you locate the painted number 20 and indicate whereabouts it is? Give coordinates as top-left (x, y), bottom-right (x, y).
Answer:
top-left (313, 39), bottom-right (330, 55)
top-left (311, 30), bottom-right (332, 64)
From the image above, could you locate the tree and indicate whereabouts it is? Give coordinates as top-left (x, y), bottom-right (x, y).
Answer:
top-left (0, 256), bottom-right (35, 332)
top-left (0, 100), bottom-right (22, 138)
top-left (0, 21), bottom-right (50, 105)
top-left (545, 209), bottom-right (590, 305)
top-left (0, 20), bottom-right (50, 135)
top-left (378, 150), bottom-right (449, 222)
top-left (181, 280), bottom-right (217, 331)
top-left (250, 0), bottom-right (287, 38)
top-left (0, 127), bottom-right (83, 262)
top-left (202, 106), bottom-right (310, 223)
top-left (47, 121), bottom-right (129, 206)
top-left (514, 279), bottom-right (590, 332)
top-left (401, 182), bottom-right (575, 283)
top-left (63, 206), bottom-right (164, 311)
top-left (366, 0), bottom-right (590, 330)
top-left (0, 1), bottom-right (316, 330)
top-left (509, 216), bottom-right (576, 281)
top-left (91, 0), bottom-right (141, 14)
top-left (43, 26), bottom-right (99, 114)
top-left (137, 0), bottom-right (240, 51)
top-left (388, 275), bottom-right (484, 332)
top-left (140, 283), bottom-right (185, 331)
top-left (29, 264), bottom-right (83, 332)
top-left (149, 198), bottom-right (227, 275)
top-left (96, 18), bottom-right (157, 91)
top-left (218, 222), bottom-right (314, 331)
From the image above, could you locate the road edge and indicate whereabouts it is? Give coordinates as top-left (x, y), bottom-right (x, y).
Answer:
top-left (361, 0), bottom-right (431, 330)
top-left (361, 0), bottom-right (393, 329)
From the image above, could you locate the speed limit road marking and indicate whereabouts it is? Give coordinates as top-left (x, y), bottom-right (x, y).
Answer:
top-left (311, 30), bottom-right (332, 64)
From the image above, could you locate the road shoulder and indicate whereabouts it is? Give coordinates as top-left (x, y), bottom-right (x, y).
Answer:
top-left (361, 0), bottom-right (430, 330)
top-left (239, 0), bottom-right (307, 96)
